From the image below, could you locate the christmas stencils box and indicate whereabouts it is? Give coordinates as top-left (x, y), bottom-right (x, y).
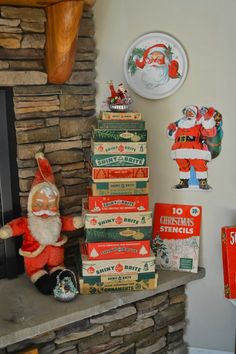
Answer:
top-left (153, 203), bottom-right (202, 273)
top-left (221, 226), bottom-right (236, 298)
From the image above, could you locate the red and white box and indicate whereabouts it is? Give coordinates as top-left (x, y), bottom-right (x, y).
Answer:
top-left (84, 210), bottom-right (152, 229)
top-left (90, 166), bottom-right (149, 182)
top-left (153, 203), bottom-right (202, 273)
top-left (87, 191), bottom-right (149, 213)
top-left (87, 240), bottom-right (151, 260)
top-left (221, 226), bottom-right (236, 298)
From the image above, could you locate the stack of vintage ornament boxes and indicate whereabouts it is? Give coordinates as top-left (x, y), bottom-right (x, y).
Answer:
top-left (79, 111), bottom-right (158, 294)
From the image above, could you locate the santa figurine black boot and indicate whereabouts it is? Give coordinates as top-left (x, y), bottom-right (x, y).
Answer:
top-left (34, 273), bottom-right (54, 295)
top-left (175, 179), bottom-right (189, 189)
top-left (198, 178), bottom-right (211, 190)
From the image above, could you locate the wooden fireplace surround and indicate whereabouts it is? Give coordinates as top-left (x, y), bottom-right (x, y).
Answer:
top-left (0, 0), bottom-right (96, 84)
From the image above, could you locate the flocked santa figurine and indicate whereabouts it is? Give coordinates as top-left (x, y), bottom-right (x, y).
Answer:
top-left (167, 105), bottom-right (217, 190)
top-left (0, 152), bottom-right (84, 299)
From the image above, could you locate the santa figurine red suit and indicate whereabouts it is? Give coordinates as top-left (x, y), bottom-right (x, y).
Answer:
top-left (167, 105), bottom-right (217, 190)
top-left (0, 152), bottom-right (84, 296)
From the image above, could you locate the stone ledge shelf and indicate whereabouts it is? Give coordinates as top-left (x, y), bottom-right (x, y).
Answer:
top-left (0, 268), bottom-right (205, 349)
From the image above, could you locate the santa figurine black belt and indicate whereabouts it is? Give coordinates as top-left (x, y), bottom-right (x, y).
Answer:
top-left (176, 136), bottom-right (197, 142)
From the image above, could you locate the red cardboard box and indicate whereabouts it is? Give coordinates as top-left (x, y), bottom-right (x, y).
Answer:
top-left (91, 166), bottom-right (149, 182)
top-left (221, 226), bottom-right (236, 298)
top-left (87, 240), bottom-right (151, 260)
top-left (87, 192), bottom-right (149, 213)
top-left (153, 203), bottom-right (202, 273)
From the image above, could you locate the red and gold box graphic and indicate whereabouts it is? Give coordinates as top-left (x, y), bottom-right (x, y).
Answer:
top-left (221, 226), bottom-right (236, 298)
top-left (100, 111), bottom-right (142, 120)
top-left (91, 166), bottom-right (149, 182)
top-left (87, 192), bottom-right (149, 213)
top-left (87, 240), bottom-right (151, 260)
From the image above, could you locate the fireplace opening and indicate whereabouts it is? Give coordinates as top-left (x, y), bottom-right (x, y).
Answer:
top-left (0, 87), bottom-right (24, 279)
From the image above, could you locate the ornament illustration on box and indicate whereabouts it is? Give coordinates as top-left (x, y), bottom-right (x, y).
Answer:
top-left (124, 32), bottom-right (188, 99)
top-left (167, 105), bottom-right (223, 191)
top-left (0, 153), bottom-right (84, 301)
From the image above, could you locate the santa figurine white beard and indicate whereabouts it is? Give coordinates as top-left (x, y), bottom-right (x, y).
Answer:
top-left (28, 211), bottom-right (62, 245)
top-left (141, 63), bottom-right (169, 89)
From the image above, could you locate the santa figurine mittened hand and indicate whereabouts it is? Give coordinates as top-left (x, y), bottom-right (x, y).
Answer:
top-left (73, 216), bottom-right (84, 229)
top-left (0, 225), bottom-right (12, 239)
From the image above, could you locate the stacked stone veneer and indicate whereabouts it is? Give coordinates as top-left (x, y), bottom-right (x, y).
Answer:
top-left (2, 286), bottom-right (188, 354)
top-left (0, 6), bottom-right (96, 266)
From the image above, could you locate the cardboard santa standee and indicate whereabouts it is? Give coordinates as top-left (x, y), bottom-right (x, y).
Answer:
top-left (167, 105), bottom-right (223, 191)
top-left (0, 152), bottom-right (84, 300)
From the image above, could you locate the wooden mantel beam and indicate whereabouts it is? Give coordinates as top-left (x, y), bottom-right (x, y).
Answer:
top-left (0, 0), bottom-right (96, 84)
top-left (0, 0), bottom-right (95, 8)
top-left (45, 1), bottom-right (84, 84)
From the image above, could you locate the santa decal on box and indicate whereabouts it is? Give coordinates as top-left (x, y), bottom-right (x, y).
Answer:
top-left (0, 153), bottom-right (84, 301)
top-left (167, 105), bottom-right (223, 191)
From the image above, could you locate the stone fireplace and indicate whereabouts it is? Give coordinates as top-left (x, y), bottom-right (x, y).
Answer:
top-left (0, 4), bottom-right (96, 271)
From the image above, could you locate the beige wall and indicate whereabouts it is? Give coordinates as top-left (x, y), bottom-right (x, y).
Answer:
top-left (94, 0), bottom-right (236, 351)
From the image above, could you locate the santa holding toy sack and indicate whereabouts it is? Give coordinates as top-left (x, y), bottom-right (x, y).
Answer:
top-left (167, 105), bottom-right (217, 190)
top-left (0, 153), bottom-right (84, 301)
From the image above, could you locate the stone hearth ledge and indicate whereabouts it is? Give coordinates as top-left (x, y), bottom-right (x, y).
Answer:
top-left (0, 268), bottom-right (205, 348)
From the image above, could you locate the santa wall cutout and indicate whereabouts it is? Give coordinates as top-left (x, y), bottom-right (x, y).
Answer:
top-left (0, 153), bottom-right (84, 301)
top-left (167, 105), bottom-right (223, 191)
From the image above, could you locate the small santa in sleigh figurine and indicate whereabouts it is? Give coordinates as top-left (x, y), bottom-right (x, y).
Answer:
top-left (0, 153), bottom-right (84, 301)
top-left (107, 80), bottom-right (132, 112)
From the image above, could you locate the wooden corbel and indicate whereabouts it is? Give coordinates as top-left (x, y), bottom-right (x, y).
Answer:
top-left (0, 0), bottom-right (96, 84)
